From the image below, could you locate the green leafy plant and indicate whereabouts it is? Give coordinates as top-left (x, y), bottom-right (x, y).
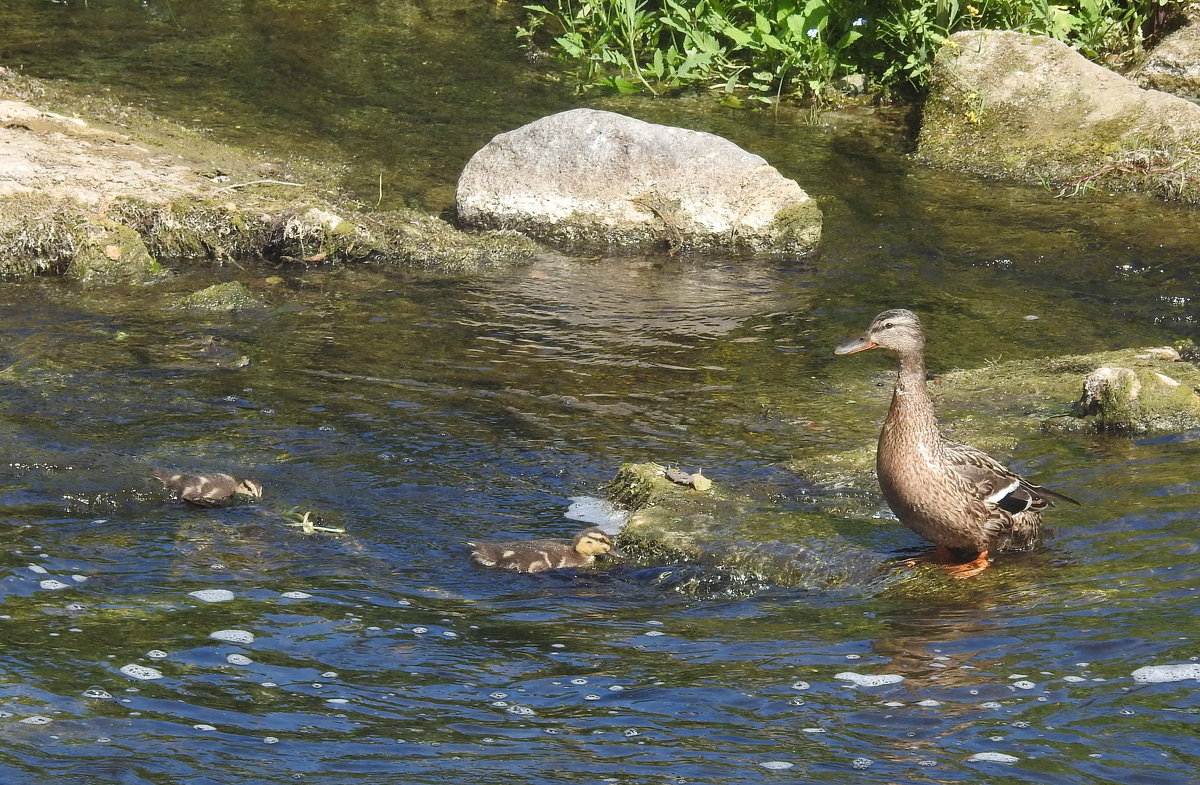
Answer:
top-left (517, 0), bottom-right (1173, 101)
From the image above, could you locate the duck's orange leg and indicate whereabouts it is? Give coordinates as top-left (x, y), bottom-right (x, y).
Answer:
top-left (904, 547), bottom-right (992, 579)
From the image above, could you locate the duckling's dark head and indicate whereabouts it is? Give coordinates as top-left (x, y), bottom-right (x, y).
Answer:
top-left (834, 309), bottom-right (924, 357)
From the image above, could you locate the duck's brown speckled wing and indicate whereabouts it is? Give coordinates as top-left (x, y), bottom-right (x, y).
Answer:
top-left (944, 440), bottom-right (1080, 511)
top-left (942, 439), bottom-right (1079, 551)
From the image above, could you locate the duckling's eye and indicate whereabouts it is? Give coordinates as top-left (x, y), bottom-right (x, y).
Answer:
top-left (882, 322), bottom-right (894, 330)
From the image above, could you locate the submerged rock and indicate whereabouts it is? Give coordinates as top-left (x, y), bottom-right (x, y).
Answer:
top-left (177, 282), bottom-right (263, 312)
top-left (919, 30), bottom-right (1200, 200)
top-left (456, 108), bottom-right (822, 254)
top-left (606, 462), bottom-right (886, 588)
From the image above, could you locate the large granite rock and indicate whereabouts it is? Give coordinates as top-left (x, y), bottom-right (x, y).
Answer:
top-left (1133, 22), bottom-right (1200, 99)
top-left (456, 108), bottom-right (822, 254)
top-left (919, 30), bottom-right (1200, 199)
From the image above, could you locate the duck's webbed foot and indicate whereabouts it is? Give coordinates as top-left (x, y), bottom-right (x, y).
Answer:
top-left (904, 547), bottom-right (992, 579)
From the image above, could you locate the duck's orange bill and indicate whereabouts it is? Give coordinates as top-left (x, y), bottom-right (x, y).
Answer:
top-left (834, 337), bottom-right (877, 355)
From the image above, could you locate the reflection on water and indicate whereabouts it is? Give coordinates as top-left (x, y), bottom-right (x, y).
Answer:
top-left (1, 1), bottom-right (1199, 783)
top-left (0, 249), bottom-right (1196, 784)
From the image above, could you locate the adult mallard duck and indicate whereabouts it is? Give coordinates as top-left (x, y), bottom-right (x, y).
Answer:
top-left (153, 469), bottom-right (263, 507)
top-left (468, 527), bottom-right (623, 573)
top-left (834, 309), bottom-right (1078, 578)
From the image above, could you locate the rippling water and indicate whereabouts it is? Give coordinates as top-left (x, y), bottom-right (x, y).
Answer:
top-left (2, 1), bottom-right (1200, 783)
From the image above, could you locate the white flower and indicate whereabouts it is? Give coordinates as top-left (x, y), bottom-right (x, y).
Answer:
top-left (806, 28), bottom-right (819, 38)
top-left (853, 17), bottom-right (867, 26)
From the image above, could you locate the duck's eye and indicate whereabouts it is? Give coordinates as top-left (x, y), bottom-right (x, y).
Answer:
top-left (882, 322), bottom-right (894, 330)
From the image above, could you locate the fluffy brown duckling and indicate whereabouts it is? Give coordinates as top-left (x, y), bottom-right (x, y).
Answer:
top-left (835, 309), bottom-right (1078, 578)
top-left (468, 527), bottom-right (623, 573)
top-left (153, 469), bottom-right (264, 507)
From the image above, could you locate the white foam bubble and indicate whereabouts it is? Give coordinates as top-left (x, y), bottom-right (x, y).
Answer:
top-left (19, 716), bottom-right (52, 725)
top-left (193, 724), bottom-right (216, 731)
top-left (39, 580), bottom-right (70, 590)
top-left (760, 761), bottom-right (794, 770)
top-left (28, 564), bottom-right (48, 574)
top-left (226, 654), bottom-right (253, 665)
top-left (147, 650), bottom-right (169, 659)
top-left (791, 681), bottom-right (811, 691)
top-left (188, 589), bottom-right (235, 603)
top-left (836, 672), bottom-right (905, 687)
top-left (851, 758), bottom-right (872, 770)
top-left (120, 664), bottom-right (163, 680)
top-left (82, 688), bottom-right (111, 699)
top-left (564, 496), bottom-right (628, 532)
top-left (1131, 664), bottom-right (1200, 683)
top-left (968, 752), bottom-right (1019, 763)
top-left (210, 629), bottom-right (255, 645)
top-left (1012, 681), bottom-right (1037, 690)
top-left (280, 591), bottom-right (312, 599)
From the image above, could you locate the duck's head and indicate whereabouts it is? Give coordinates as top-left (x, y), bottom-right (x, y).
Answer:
top-left (235, 478), bottom-right (264, 499)
top-left (834, 308), bottom-right (924, 356)
top-left (572, 528), bottom-right (623, 558)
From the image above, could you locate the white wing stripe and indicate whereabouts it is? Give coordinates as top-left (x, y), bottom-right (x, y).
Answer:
top-left (985, 479), bottom-right (1020, 505)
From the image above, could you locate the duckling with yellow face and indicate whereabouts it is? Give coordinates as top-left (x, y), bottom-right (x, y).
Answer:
top-left (153, 469), bottom-right (264, 507)
top-left (468, 527), bottom-right (623, 573)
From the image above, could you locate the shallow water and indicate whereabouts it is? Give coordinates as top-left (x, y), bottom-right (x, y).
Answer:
top-left (2, 2), bottom-right (1200, 784)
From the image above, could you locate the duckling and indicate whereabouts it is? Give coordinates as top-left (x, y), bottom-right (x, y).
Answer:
top-left (153, 469), bottom-right (263, 507)
top-left (468, 527), bottom-right (623, 573)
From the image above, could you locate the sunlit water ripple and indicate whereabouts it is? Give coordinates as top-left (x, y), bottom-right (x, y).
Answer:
top-left (0, 0), bottom-right (1198, 781)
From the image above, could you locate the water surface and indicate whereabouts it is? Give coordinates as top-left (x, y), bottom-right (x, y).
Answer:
top-left (0, 2), bottom-right (1198, 784)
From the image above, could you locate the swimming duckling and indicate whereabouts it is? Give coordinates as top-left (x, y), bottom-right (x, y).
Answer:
top-left (468, 527), bottom-right (623, 573)
top-left (153, 469), bottom-right (263, 507)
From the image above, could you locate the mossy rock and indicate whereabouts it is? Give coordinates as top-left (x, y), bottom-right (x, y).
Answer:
top-left (68, 219), bottom-right (161, 286)
top-left (177, 281), bottom-right (263, 312)
top-left (789, 345), bottom-right (1200, 488)
top-left (919, 30), bottom-right (1200, 200)
top-left (606, 462), bottom-right (887, 589)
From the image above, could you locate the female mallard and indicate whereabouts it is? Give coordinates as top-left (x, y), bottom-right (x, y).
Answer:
top-left (834, 309), bottom-right (1078, 578)
top-left (153, 469), bottom-right (263, 507)
top-left (468, 527), bottom-right (623, 573)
